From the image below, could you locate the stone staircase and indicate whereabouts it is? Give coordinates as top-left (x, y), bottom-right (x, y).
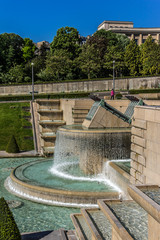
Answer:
top-left (71, 184), bottom-right (160, 240)
top-left (35, 99), bottom-right (66, 156)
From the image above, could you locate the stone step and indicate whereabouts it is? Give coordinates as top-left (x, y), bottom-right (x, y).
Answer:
top-left (81, 208), bottom-right (112, 240)
top-left (38, 109), bottom-right (63, 113)
top-left (66, 230), bottom-right (77, 240)
top-left (39, 120), bottom-right (66, 126)
top-left (43, 146), bottom-right (55, 154)
top-left (98, 199), bottom-right (148, 240)
top-left (71, 213), bottom-right (92, 240)
top-left (41, 132), bottom-right (56, 139)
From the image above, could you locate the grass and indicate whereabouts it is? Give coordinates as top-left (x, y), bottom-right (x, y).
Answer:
top-left (0, 102), bottom-right (34, 151)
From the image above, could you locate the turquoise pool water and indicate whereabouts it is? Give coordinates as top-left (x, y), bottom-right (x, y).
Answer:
top-left (0, 157), bottom-right (79, 233)
top-left (114, 160), bottom-right (131, 174)
top-left (19, 159), bottom-right (115, 192)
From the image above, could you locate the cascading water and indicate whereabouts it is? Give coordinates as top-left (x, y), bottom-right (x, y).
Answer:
top-left (51, 125), bottom-right (131, 175)
top-left (105, 159), bottom-right (131, 199)
top-left (49, 125), bottom-right (131, 199)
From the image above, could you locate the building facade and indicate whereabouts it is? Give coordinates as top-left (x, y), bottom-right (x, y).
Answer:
top-left (98, 20), bottom-right (160, 45)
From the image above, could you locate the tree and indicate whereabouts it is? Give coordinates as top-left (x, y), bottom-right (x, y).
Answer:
top-left (78, 44), bottom-right (101, 79)
top-left (104, 45), bottom-right (126, 77)
top-left (0, 33), bottom-right (24, 72)
top-left (22, 38), bottom-right (36, 62)
top-left (8, 64), bottom-right (24, 83)
top-left (124, 40), bottom-right (141, 76)
top-left (141, 36), bottom-right (160, 75)
top-left (50, 27), bottom-right (81, 60)
top-left (38, 53), bottom-right (72, 81)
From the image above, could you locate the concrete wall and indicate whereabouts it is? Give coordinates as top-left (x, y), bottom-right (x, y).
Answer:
top-left (130, 102), bottom-right (160, 185)
top-left (1, 76), bottom-right (160, 95)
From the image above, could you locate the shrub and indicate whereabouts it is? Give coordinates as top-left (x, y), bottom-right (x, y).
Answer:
top-left (115, 93), bottom-right (122, 99)
top-left (6, 135), bottom-right (20, 153)
top-left (0, 197), bottom-right (21, 240)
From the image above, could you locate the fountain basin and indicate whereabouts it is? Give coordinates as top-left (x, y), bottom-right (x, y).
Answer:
top-left (5, 159), bottom-right (119, 208)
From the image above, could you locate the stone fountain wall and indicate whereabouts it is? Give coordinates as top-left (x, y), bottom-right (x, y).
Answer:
top-left (130, 103), bottom-right (160, 185)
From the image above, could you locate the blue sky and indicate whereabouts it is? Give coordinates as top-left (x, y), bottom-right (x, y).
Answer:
top-left (0, 0), bottom-right (160, 43)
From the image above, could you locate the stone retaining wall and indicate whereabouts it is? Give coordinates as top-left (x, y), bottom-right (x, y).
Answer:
top-left (1, 76), bottom-right (160, 95)
top-left (130, 104), bottom-right (160, 184)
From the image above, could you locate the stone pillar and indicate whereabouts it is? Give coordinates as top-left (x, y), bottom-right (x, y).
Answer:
top-left (156, 33), bottom-right (160, 42)
top-left (130, 34), bottom-right (135, 40)
top-left (138, 34), bottom-right (143, 45)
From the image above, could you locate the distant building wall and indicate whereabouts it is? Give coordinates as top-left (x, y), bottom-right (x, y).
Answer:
top-left (1, 76), bottom-right (160, 96)
top-left (98, 20), bottom-right (160, 45)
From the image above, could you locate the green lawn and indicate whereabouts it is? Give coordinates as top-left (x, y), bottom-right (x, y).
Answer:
top-left (0, 102), bottom-right (34, 151)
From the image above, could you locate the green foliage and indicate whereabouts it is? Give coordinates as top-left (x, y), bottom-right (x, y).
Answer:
top-left (129, 88), bottom-right (160, 94)
top-left (50, 26), bottom-right (81, 60)
top-left (0, 28), bottom-right (160, 84)
top-left (124, 40), bottom-right (141, 76)
top-left (6, 135), bottom-right (20, 153)
top-left (0, 33), bottom-right (24, 72)
top-left (141, 36), bottom-right (160, 75)
top-left (41, 54), bottom-right (73, 80)
top-left (78, 44), bottom-right (101, 79)
top-left (115, 93), bottom-right (122, 99)
top-left (104, 45), bottom-right (125, 77)
top-left (22, 38), bottom-right (36, 62)
top-left (8, 65), bottom-right (24, 83)
top-left (0, 197), bottom-right (21, 240)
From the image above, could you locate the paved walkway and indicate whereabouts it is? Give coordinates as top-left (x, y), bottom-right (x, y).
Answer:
top-left (0, 150), bottom-right (38, 158)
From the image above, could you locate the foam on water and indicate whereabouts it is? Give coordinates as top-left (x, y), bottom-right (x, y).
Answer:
top-left (49, 161), bottom-right (122, 193)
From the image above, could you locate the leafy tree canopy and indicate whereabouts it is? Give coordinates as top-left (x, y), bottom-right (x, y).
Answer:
top-left (50, 27), bottom-right (81, 60)
top-left (0, 33), bottom-right (24, 72)
top-left (22, 38), bottom-right (36, 62)
top-left (124, 39), bottom-right (141, 76)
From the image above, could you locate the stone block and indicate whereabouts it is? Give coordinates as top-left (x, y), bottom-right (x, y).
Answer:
top-left (137, 164), bottom-right (143, 173)
top-left (132, 119), bottom-right (147, 129)
top-left (135, 179), bottom-right (142, 184)
top-left (131, 160), bottom-right (138, 170)
top-left (131, 143), bottom-right (145, 156)
top-left (137, 155), bottom-right (146, 167)
top-left (130, 152), bottom-right (138, 161)
top-left (144, 108), bottom-right (155, 122)
top-left (130, 176), bottom-right (136, 184)
top-left (130, 168), bottom-right (136, 177)
top-left (146, 122), bottom-right (160, 143)
top-left (134, 107), bottom-right (145, 120)
top-left (131, 135), bottom-right (146, 148)
top-left (131, 127), bottom-right (144, 138)
top-left (154, 109), bottom-right (160, 123)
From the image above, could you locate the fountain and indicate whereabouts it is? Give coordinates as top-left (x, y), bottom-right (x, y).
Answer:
top-left (5, 99), bottom-right (131, 207)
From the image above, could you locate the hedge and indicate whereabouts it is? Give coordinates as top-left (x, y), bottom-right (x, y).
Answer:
top-left (0, 92), bottom-right (90, 102)
top-left (0, 197), bottom-right (21, 240)
top-left (6, 135), bottom-right (20, 153)
top-left (129, 88), bottom-right (160, 94)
